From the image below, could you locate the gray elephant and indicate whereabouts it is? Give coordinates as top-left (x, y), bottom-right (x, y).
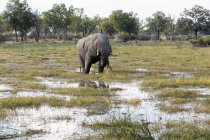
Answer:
top-left (77, 33), bottom-right (112, 74)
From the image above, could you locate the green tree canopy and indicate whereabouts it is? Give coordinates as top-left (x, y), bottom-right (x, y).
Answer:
top-left (42, 3), bottom-right (75, 40)
top-left (100, 18), bottom-right (116, 37)
top-left (4, 0), bottom-right (35, 42)
top-left (109, 10), bottom-right (140, 35)
top-left (180, 5), bottom-right (210, 37)
top-left (146, 11), bottom-right (169, 40)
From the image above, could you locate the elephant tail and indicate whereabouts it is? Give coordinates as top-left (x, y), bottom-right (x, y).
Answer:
top-left (107, 61), bottom-right (113, 71)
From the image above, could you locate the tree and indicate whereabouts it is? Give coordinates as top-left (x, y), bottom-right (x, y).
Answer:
top-left (180, 5), bottom-right (210, 38)
top-left (163, 16), bottom-right (175, 40)
top-left (175, 17), bottom-right (192, 35)
top-left (4, 0), bottom-right (35, 42)
top-left (79, 15), bottom-right (101, 36)
top-left (109, 10), bottom-right (140, 36)
top-left (100, 18), bottom-right (116, 37)
top-left (146, 11), bottom-right (168, 40)
top-left (42, 3), bottom-right (75, 40)
top-left (32, 11), bottom-right (41, 42)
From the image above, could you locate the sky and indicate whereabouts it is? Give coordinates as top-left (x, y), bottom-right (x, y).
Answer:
top-left (0, 0), bottom-right (210, 19)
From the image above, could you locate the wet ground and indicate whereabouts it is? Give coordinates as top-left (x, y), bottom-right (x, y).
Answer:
top-left (0, 71), bottom-right (210, 139)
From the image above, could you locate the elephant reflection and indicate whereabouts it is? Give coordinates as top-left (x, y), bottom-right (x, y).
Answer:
top-left (79, 80), bottom-right (109, 88)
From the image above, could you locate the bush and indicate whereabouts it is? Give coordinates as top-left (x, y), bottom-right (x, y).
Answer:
top-left (114, 32), bottom-right (137, 42)
top-left (190, 36), bottom-right (210, 47)
top-left (200, 35), bottom-right (210, 45)
top-left (0, 34), bottom-right (5, 43)
top-left (137, 34), bottom-right (151, 41)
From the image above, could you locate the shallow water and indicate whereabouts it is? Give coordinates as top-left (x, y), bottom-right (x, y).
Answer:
top-left (36, 77), bottom-right (79, 88)
top-left (0, 77), bottom-right (210, 139)
top-left (0, 84), bottom-right (12, 91)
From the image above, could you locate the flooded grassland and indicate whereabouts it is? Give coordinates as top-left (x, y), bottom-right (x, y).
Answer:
top-left (0, 42), bottom-right (210, 139)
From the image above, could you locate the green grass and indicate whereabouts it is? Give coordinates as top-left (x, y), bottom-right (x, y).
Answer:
top-left (158, 89), bottom-right (199, 99)
top-left (145, 77), bottom-right (210, 89)
top-left (0, 109), bottom-right (7, 119)
top-left (52, 87), bottom-right (112, 97)
top-left (1, 41), bottom-right (210, 139)
top-left (114, 98), bottom-right (141, 106)
top-left (161, 121), bottom-right (210, 140)
top-left (159, 104), bottom-right (189, 113)
top-left (0, 96), bottom-right (111, 109)
top-left (83, 114), bottom-right (154, 140)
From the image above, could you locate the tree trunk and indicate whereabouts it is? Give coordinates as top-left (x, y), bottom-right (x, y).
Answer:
top-left (194, 29), bottom-right (198, 39)
top-left (156, 28), bottom-right (160, 41)
top-left (21, 30), bottom-right (24, 42)
top-left (14, 27), bottom-right (18, 42)
top-left (63, 26), bottom-right (68, 41)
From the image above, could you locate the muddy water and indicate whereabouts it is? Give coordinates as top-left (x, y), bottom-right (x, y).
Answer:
top-left (0, 77), bottom-right (210, 139)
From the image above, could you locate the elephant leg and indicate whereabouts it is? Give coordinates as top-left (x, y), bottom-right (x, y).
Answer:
top-left (79, 55), bottom-right (85, 73)
top-left (85, 55), bottom-right (92, 74)
top-left (98, 61), bottom-right (103, 73)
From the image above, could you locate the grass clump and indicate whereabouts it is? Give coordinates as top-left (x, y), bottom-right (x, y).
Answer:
top-left (158, 89), bottom-right (198, 99)
top-left (157, 89), bottom-right (199, 106)
top-left (0, 96), bottom-right (111, 110)
top-left (0, 97), bottom-right (66, 109)
top-left (159, 104), bottom-right (189, 113)
top-left (194, 98), bottom-right (210, 113)
top-left (83, 115), bottom-right (154, 140)
top-left (52, 87), bottom-right (111, 97)
top-left (161, 121), bottom-right (210, 140)
top-left (0, 109), bottom-right (7, 119)
top-left (148, 77), bottom-right (210, 89)
top-left (114, 98), bottom-right (141, 106)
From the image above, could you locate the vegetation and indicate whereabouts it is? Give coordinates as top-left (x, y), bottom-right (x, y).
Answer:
top-left (0, 1), bottom-right (210, 42)
top-left (83, 115), bottom-right (154, 140)
top-left (0, 96), bottom-right (110, 109)
top-left (0, 41), bottom-right (210, 138)
top-left (161, 121), bottom-right (210, 140)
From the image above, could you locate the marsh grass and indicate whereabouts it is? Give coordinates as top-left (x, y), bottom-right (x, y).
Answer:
top-left (0, 109), bottom-right (7, 119)
top-left (1, 41), bottom-right (210, 139)
top-left (194, 98), bottom-right (210, 113)
top-left (52, 87), bottom-right (111, 97)
top-left (161, 121), bottom-right (210, 140)
top-left (0, 129), bottom-right (46, 139)
top-left (157, 89), bottom-right (210, 113)
top-left (114, 98), bottom-right (141, 106)
top-left (159, 104), bottom-right (189, 113)
top-left (0, 96), bottom-right (111, 110)
top-left (83, 114), bottom-right (154, 140)
top-left (158, 89), bottom-right (199, 99)
top-left (152, 77), bottom-right (210, 89)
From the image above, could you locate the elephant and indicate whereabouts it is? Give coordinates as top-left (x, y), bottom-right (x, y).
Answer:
top-left (76, 33), bottom-right (112, 74)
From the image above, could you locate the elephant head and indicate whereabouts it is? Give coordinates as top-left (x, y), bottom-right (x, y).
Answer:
top-left (77, 33), bottom-right (112, 74)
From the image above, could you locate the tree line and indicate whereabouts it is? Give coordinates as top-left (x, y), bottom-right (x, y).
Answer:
top-left (0, 0), bottom-right (210, 42)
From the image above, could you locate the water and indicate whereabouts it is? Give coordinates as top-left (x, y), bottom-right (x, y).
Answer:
top-left (0, 77), bottom-right (210, 139)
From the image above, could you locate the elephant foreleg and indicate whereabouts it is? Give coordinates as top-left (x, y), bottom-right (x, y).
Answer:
top-left (85, 55), bottom-right (92, 74)
top-left (79, 55), bottom-right (85, 73)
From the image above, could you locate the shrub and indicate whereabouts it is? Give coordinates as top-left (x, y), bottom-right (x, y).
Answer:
top-left (190, 36), bottom-right (210, 47)
top-left (0, 34), bottom-right (5, 43)
top-left (137, 34), bottom-right (151, 41)
top-left (114, 32), bottom-right (137, 42)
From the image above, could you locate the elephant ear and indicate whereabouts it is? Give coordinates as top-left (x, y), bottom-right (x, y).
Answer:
top-left (85, 36), bottom-right (98, 57)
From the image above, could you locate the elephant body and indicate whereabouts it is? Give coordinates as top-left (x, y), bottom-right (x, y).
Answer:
top-left (77, 33), bottom-right (112, 74)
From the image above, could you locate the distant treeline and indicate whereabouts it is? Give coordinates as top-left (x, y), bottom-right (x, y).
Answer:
top-left (0, 0), bottom-right (210, 42)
